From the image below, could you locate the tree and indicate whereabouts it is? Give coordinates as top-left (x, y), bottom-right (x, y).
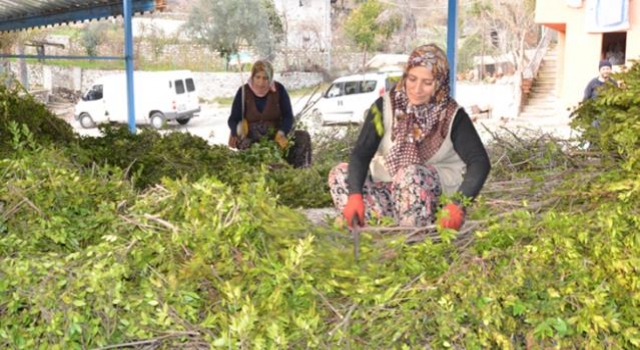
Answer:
top-left (423, 25), bottom-right (484, 75)
top-left (375, 0), bottom-right (417, 53)
top-left (137, 21), bottom-right (172, 60)
top-left (465, 0), bottom-right (540, 114)
top-left (344, 0), bottom-right (400, 68)
top-left (0, 32), bottom-right (19, 55)
top-left (0, 32), bottom-right (19, 86)
top-left (81, 22), bottom-right (110, 57)
top-left (183, 0), bottom-right (283, 69)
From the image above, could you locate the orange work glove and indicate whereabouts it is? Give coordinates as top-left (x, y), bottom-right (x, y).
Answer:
top-left (438, 203), bottom-right (465, 231)
top-left (274, 130), bottom-right (288, 149)
top-left (343, 194), bottom-right (365, 228)
top-left (228, 134), bottom-right (239, 148)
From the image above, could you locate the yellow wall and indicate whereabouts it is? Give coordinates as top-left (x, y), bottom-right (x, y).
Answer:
top-left (565, 21), bottom-right (603, 108)
top-left (536, 0), bottom-right (640, 109)
top-left (535, 1), bottom-right (572, 25)
top-left (628, 8), bottom-right (640, 60)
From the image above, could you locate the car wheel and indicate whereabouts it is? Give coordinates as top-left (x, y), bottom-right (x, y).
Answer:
top-left (79, 113), bottom-right (95, 129)
top-left (176, 117), bottom-right (191, 125)
top-left (150, 112), bottom-right (165, 129)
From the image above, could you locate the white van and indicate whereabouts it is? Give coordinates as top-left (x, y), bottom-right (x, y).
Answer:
top-left (313, 71), bottom-right (402, 125)
top-left (75, 70), bottom-right (201, 129)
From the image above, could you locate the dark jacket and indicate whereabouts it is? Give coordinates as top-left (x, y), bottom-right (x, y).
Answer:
top-left (583, 77), bottom-right (617, 101)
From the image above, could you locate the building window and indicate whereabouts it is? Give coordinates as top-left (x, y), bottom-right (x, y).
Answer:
top-left (602, 32), bottom-right (626, 65)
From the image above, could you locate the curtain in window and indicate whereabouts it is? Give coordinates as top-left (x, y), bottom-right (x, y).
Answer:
top-left (585, 0), bottom-right (630, 33)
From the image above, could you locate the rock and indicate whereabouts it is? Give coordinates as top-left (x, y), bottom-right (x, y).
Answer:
top-left (299, 207), bottom-right (338, 226)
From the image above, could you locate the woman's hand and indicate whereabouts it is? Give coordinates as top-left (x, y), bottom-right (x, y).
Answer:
top-left (274, 130), bottom-right (288, 149)
top-left (228, 135), bottom-right (238, 148)
top-left (438, 203), bottom-right (465, 231)
top-left (343, 194), bottom-right (365, 228)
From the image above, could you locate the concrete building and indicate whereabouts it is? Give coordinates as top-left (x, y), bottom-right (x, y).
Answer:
top-left (274, 0), bottom-right (332, 69)
top-left (535, 0), bottom-right (640, 109)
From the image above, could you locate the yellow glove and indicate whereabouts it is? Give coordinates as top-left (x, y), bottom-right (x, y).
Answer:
top-left (236, 119), bottom-right (249, 138)
top-left (275, 130), bottom-right (288, 149)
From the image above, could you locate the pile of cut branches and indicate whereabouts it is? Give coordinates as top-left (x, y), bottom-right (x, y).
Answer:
top-left (339, 127), bottom-right (600, 251)
top-left (0, 60), bottom-right (639, 348)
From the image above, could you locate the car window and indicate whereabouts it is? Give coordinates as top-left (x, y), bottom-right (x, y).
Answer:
top-left (325, 83), bottom-right (344, 98)
top-left (84, 84), bottom-right (103, 101)
top-left (186, 78), bottom-right (195, 92)
top-left (175, 79), bottom-right (185, 94)
top-left (344, 81), bottom-right (359, 95)
top-left (360, 80), bottom-right (377, 93)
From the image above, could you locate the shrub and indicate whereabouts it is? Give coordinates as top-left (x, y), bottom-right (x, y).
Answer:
top-left (2, 78), bottom-right (640, 348)
top-left (72, 124), bottom-right (232, 189)
top-left (0, 84), bottom-right (76, 157)
top-left (570, 59), bottom-right (640, 170)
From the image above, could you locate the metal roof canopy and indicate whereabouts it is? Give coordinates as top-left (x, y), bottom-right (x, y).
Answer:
top-left (0, 0), bottom-right (161, 32)
top-left (0, 0), bottom-right (164, 133)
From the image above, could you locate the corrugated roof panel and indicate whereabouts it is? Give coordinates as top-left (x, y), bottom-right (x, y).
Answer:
top-left (0, 0), bottom-right (165, 32)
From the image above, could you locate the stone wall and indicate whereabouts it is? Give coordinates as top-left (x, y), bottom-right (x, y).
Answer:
top-left (9, 63), bottom-right (323, 101)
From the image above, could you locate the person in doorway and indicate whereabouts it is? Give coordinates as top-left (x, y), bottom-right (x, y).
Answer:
top-left (328, 44), bottom-right (491, 231)
top-left (583, 59), bottom-right (619, 101)
top-left (227, 60), bottom-right (312, 168)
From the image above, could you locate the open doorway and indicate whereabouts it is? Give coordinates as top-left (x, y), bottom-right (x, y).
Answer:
top-left (602, 32), bottom-right (626, 66)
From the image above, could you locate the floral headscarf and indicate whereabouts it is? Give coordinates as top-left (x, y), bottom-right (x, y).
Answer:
top-left (384, 44), bottom-right (460, 176)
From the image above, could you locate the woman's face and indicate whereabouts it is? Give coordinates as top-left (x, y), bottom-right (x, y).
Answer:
top-left (252, 71), bottom-right (271, 97)
top-left (405, 66), bottom-right (436, 106)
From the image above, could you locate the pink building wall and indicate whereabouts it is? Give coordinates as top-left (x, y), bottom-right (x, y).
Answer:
top-left (535, 0), bottom-right (640, 109)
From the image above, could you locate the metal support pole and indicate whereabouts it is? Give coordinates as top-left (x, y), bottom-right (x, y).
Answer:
top-left (447, 0), bottom-right (459, 98)
top-left (325, 0), bottom-right (332, 72)
top-left (124, 0), bottom-right (136, 133)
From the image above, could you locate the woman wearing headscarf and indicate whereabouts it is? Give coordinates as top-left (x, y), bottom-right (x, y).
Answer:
top-left (227, 60), bottom-right (312, 168)
top-left (328, 44), bottom-right (490, 231)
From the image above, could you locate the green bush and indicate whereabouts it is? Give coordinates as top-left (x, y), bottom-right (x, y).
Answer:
top-left (71, 123), bottom-right (354, 208)
top-left (2, 78), bottom-right (640, 348)
top-left (0, 84), bottom-right (76, 157)
top-left (571, 59), bottom-right (640, 170)
top-left (2, 136), bottom-right (640, 348)
top-left (72, 124), bottom-right (233, 190)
